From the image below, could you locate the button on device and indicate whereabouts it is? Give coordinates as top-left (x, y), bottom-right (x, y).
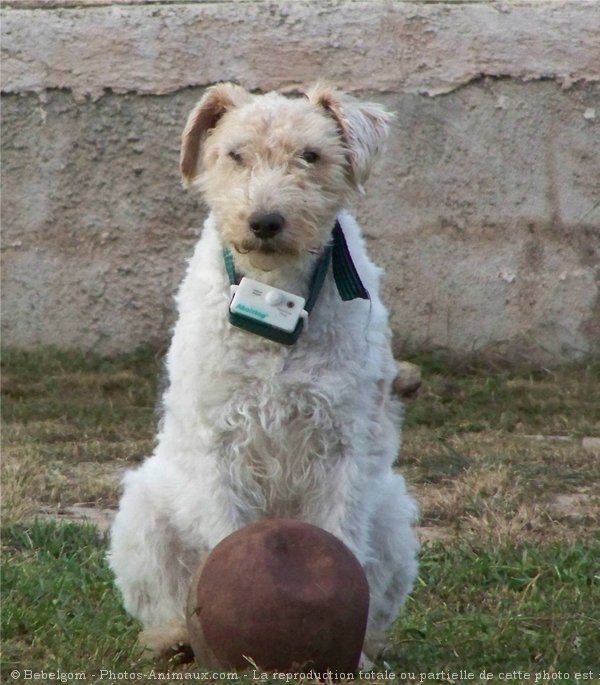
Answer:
top-left (265, 290), bottom-right (284, 306)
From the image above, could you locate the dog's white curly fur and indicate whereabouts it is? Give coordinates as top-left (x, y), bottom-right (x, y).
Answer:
top-left (109, 83), bottom-right (419, 661)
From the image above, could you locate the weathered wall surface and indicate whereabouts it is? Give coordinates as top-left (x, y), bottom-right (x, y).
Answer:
top-left (2, 1), bottom-right (599, 361)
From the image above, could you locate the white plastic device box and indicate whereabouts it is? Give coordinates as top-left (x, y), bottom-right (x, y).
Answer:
top-left (229, 277), bottom-right (309, 333)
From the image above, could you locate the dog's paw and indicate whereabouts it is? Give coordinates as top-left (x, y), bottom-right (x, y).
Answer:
top-left (392, 361), bottom-right (422, 399)
top-left (139, 621), bottom-right (191, 659)
top-left (359, 651), bottom-right (376, 672)
top-left (362, 630), bottom-right (387, 664)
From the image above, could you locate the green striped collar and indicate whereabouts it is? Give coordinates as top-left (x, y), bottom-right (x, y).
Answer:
top-left (223, 220), bottom-right (369, 345)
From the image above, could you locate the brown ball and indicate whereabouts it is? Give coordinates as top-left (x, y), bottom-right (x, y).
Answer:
top-left (186, 519), bottom-right (369, 672)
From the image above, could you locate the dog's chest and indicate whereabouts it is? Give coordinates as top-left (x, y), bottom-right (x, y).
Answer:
top-left (205, 361), bottom-right (353, 516)
top-left (212, 367), bottom-right (347, 455)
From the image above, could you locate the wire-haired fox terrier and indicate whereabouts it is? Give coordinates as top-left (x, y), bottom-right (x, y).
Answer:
top-left (109, 82), bottom-right (419, 663)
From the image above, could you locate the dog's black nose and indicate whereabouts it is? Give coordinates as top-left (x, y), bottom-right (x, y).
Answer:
top-left (249, 212), bottom-right (285, 239)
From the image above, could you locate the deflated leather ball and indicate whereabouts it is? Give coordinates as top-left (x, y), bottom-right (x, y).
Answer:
top-left (186, 519), bottom-right (369, 672)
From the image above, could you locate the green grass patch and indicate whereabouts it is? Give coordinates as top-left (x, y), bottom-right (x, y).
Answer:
top-left (1, 346), bottom-right (160, 439)
top-left (390, 541), bottom-right (600, 677)
top-left (404, 356), bottom-right (600, 438)
top-left (1, 520), bottom-right (143, 675)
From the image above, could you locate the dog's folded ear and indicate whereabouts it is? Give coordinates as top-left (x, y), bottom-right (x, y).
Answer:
top-left (305, 83), bottom-right (393, 192)
top-left (180, 83), bottom-right (252, 187)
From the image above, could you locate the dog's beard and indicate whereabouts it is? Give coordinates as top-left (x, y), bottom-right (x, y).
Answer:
top-left (232, 234), bottom-right (321, 257)
top-left (232, 237), bottom-right (281, 255)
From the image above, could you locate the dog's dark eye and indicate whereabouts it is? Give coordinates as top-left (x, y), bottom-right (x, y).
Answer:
top-left (301, 149), bottom-right (320, 164)
top-left (228, 150), bottom-right (243, 165)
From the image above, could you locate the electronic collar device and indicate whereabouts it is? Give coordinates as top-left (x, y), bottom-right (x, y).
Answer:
top-left (224, 221), bottom-right (369, 345)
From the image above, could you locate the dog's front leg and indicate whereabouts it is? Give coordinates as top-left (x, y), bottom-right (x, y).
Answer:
top-left (301, 459), bottom-right (419, 663)
top-left (109, 454), bottom-right (255, 655)
top-left (108, 469), bottom-right (202, 654)
top-left (301, 460), bottom-right (372, 565)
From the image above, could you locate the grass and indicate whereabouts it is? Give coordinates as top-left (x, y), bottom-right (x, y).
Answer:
top-left (1, 347), bottom-right (161, 522)
top-left (389, 543), bottom-right (599, 675)
top-left (1, 347), bottom-right (599, 683)
top-left (1, 522), bottom-right (143, 675)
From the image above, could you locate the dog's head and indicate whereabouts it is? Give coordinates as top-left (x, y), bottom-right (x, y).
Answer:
top-left (180, 83), bottom-right (391, 271)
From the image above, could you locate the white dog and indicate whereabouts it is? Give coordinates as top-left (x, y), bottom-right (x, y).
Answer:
top-left (109, 82), bottom-right (419, 662)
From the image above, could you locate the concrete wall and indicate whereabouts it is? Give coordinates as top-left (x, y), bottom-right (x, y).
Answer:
top-left (2, 0), bottom-right (599, 362)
